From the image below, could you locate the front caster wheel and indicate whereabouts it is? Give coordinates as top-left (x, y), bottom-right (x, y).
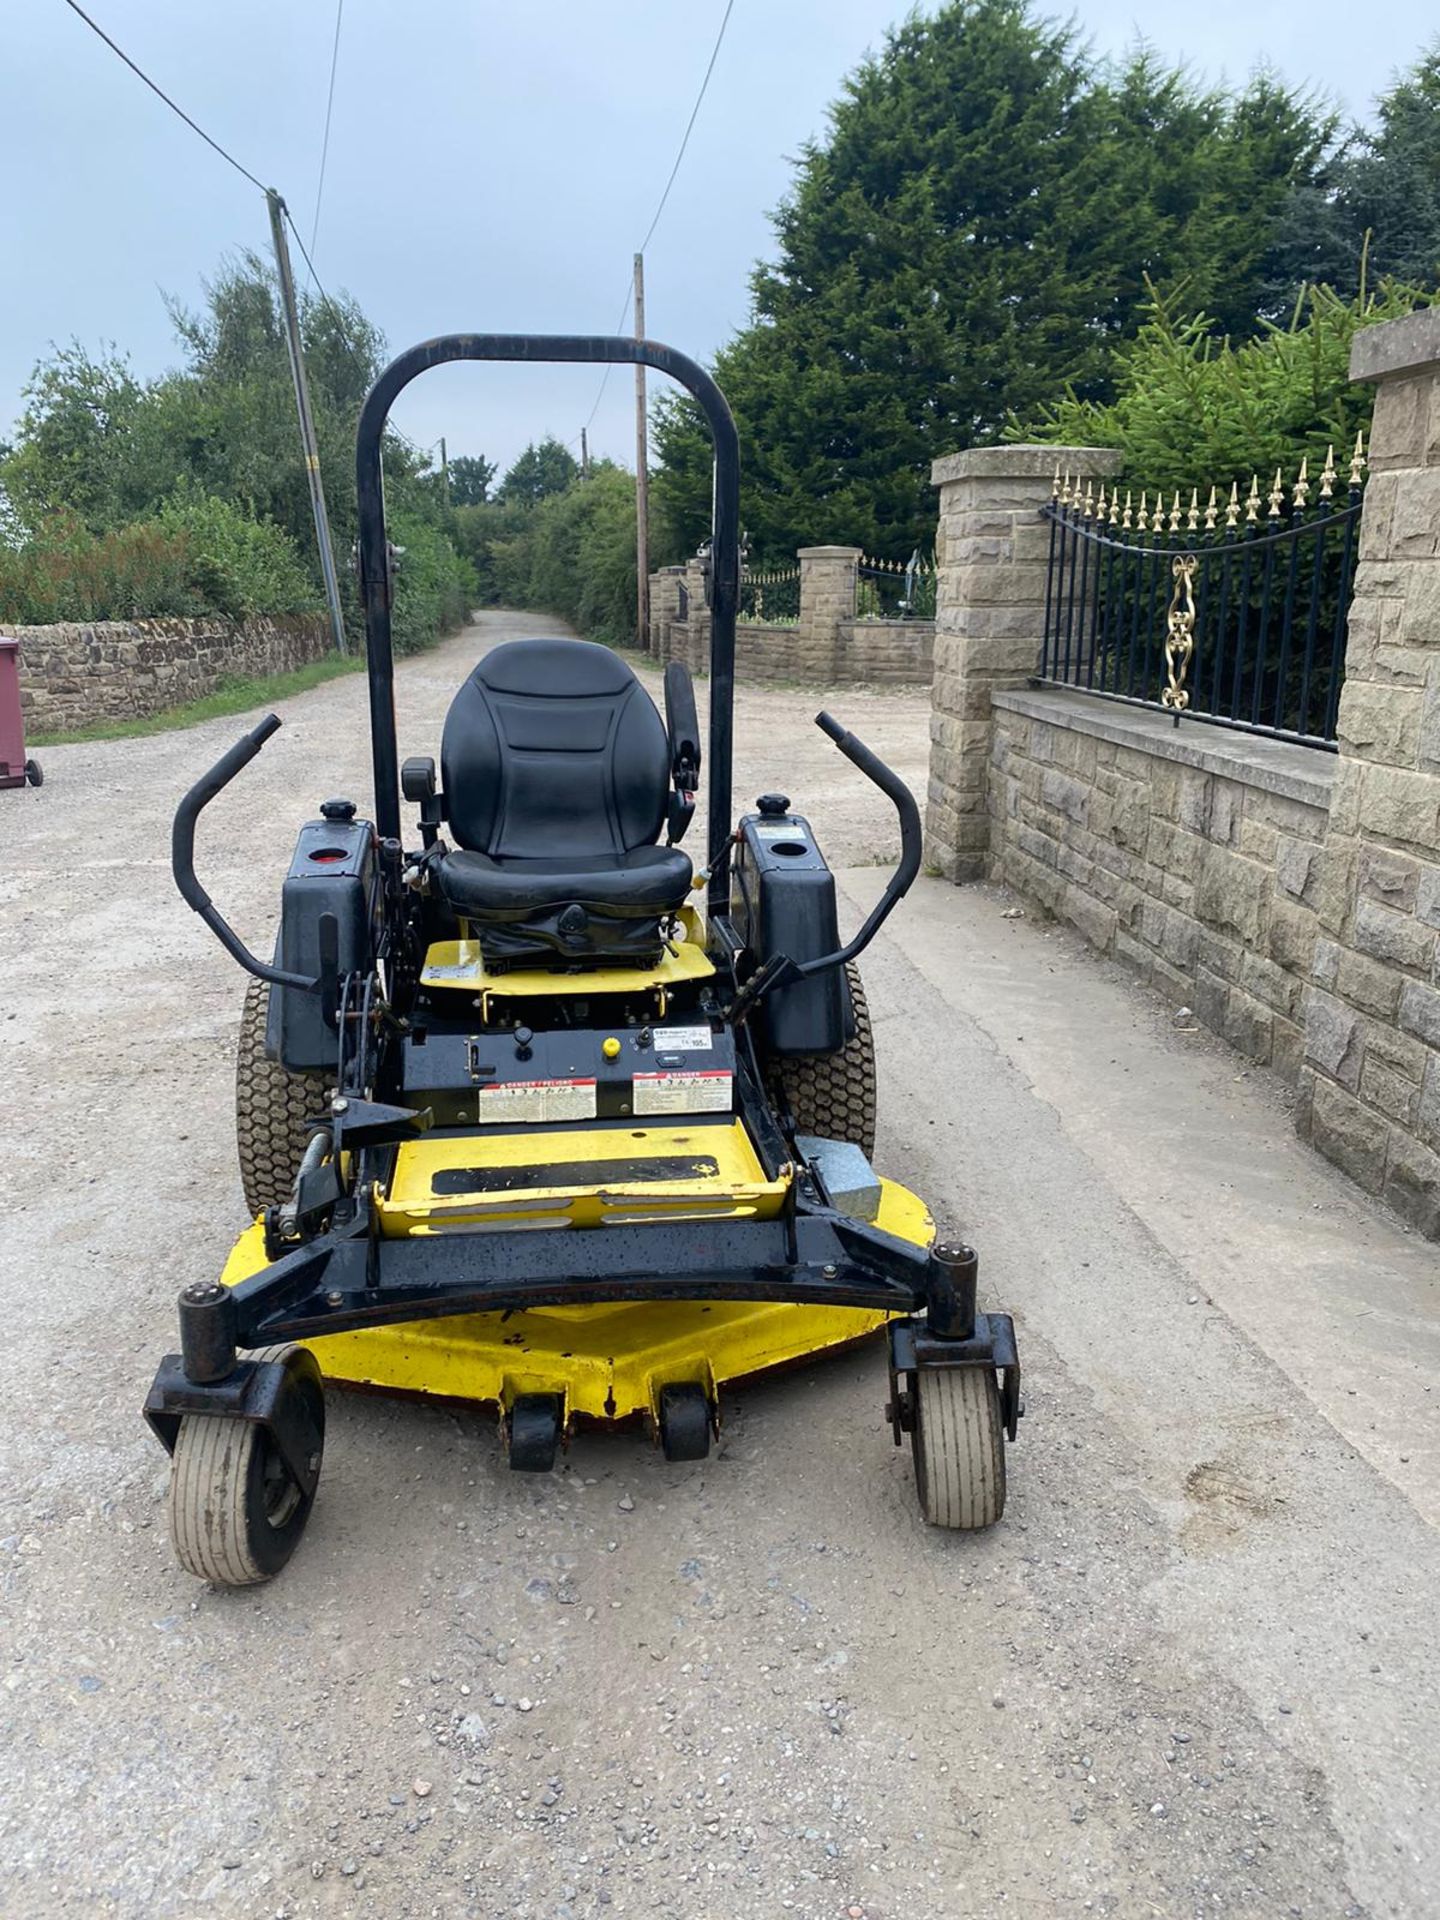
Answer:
top-left (912, 1366), bottom-right (1005, 1530)
top-left (658, 1382), bottom-right (712, 1462)
top-left (166, 1353), bottom-right (325, 1584)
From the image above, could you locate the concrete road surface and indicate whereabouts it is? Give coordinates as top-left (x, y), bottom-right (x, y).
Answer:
top-left (2, 611), bottom-right (1437, 1919)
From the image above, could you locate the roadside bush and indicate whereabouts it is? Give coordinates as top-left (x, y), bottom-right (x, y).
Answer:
top-left (388, 508), bottom-right (478, 657)
top-left (0, 492), bottom-right (322, 625)
top-left (0, 513), bottom-right (200, 623)
top-left (156, 486), bottom-right (319, 619)
top-left (458, 466), bottom-right (636, 646)
top-left (1015, 274), bottom-right (1434, 492)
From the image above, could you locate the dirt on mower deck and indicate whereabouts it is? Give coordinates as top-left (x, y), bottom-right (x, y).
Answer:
top-left (2, 608), bottom-right (1438, 1920)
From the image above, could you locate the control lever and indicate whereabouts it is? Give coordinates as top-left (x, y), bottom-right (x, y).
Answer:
top-left (727, 712), bottom-right (922, 1023)
top-left (171, 714), bottom-right (320, 993)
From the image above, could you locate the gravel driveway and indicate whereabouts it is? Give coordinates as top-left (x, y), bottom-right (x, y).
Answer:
top-left (2, 610), bottom-right (1437, 1919)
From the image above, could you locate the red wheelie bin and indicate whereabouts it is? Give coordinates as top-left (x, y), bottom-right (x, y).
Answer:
top-left (0, 636), bottom-right (42, 790)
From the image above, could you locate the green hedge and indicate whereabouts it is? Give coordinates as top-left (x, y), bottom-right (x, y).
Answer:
top-left (388, 508), bottom-right (478, 657)
top-left (1014, 277), bottom-right (1434, 493)
top-left (0, 494), bottom-right (321, 625)
top-left (453, 466), bottom-right (637, 648)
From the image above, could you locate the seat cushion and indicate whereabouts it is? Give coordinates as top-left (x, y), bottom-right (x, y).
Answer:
top-left (441, 638), bottom-right (670, 861)
top-left (438, 844), bottom-right (693, 920)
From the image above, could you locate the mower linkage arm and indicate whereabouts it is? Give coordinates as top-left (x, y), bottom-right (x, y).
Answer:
top-left (171, 713), bottom-right (321, 994)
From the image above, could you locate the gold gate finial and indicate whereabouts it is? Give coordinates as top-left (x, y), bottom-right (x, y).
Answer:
top-left (1245, 475), bottom-right (1261, 524)
top-left (1293, 456), bottom-right (1310, 511)
top-left (1268, 467), bottom-right (1285, 519)
top-left (1225, 481), bottom-right (1240, 530)
top-left (1349, 430), bottom-right (1366, 488)
top-left (1096, 483), bottom-right (1109, 524)
top-left (1320, 445), bottom-right (1337, 500)
top-left (1187, 488), bottom-right (1200, 532)
top-left (1204, 485), bottom-right (1218, 531)
top-left (1137, 489), bottom-right (1149, 532)
top-left (1168, 490), bottom-right (1182, 533)
top-left (1051, 462), bottom-right (1061, 500)
top-left (1121, 488), bottom-right (1134, 530)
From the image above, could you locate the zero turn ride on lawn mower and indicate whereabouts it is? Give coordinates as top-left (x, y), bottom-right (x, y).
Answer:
top-left (143, 334), bottom-right (1022, 1584)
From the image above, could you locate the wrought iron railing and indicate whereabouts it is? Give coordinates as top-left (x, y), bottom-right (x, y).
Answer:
top-left (857, 550), bottom-right (935, 621)
top-left (1038, 437), bottom-right (1367, 748)
top-left (739, 564), bottom-right (799, 623)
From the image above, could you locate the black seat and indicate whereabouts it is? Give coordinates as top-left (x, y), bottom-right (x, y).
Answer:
top-left (433, 638), bottom-right (695, 966)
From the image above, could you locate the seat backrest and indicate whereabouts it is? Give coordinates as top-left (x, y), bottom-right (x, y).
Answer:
top-left (441, 638), bottom-right (669, 859)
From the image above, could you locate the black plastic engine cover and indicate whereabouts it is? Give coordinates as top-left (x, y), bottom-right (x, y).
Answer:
top-left (266, 816), bottom-right (379, 1071)
top-left (731, 809), bottom-right (852, 1056)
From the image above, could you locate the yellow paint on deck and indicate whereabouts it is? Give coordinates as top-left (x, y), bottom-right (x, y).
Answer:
top-left (219, 1175), bottom-right (934, 1422)
top-left (378, 1120), bottom-right (789, 1233)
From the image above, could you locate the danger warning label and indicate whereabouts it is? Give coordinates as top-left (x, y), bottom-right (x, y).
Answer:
top-left (477, 1078), bottom-right (597, 1124)
top-left (632, 1069), bottom-right (734, 1117)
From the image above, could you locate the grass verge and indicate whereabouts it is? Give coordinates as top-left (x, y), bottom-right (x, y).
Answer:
top-left (30, 652), bottom-right (365, 747)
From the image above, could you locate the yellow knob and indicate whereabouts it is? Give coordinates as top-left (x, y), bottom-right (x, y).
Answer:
top-left (602, 1036), bottom-right (622, 1060)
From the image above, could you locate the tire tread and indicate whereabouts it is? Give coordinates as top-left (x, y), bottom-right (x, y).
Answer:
top-left (235, 978), bottom-right (328, 1218)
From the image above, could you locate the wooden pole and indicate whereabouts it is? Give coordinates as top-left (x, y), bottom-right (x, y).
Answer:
top-left (580, 426), bottom-right (590, 480)
top-left (634, 251), bottom-right (650, 651)
top-left (267, 188), bottom-right (347, 655)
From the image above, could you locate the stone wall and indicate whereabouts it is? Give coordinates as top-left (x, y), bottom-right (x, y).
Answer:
top-left (15, 613), bottom-right (334, 736)
top-left (990, 688), bottom-right (1334, 1082)
top-left (835, 619), bottom-right (935, 684)
top-left (925, 330), bottom-right (1440, 1236)
top-left (649, 545), bottom-right (934, 686)
top-left (1294, 310), bottom-right (1440, 1232)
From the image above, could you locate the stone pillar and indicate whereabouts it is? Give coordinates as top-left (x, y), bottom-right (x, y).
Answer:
top-left (649, 565), bottom-right (684, 657)
top-left (925, 445), bottom-right (1122, 880)
top-left (682, 554), bottom-right (711, 675)
top-left (1297, 311), bottom-right (1440, 1235)
top-left (796, 545), bottom-right (861, 681)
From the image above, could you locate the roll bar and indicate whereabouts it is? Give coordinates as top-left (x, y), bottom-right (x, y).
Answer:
top-left (354, 335), bottom-right (741, 914)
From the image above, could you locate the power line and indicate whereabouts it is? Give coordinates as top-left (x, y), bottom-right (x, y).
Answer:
top-left (577, 0), bottom-right (737, 443)
top-left (59, 0), bottom-right (267, 194)
top-left (309, 0), bottom-right (346, 259)
top-left (637, 0), bottom-right (735, 256)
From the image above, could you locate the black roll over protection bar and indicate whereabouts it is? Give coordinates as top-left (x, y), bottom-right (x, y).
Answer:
top-left (171, 712), bottom-right (321, 994)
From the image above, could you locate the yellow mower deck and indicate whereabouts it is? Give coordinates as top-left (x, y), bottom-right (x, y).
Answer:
top-left (221, 1170), bottom-right (934, 1425)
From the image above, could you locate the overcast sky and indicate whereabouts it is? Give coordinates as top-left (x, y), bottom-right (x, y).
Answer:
top-left (3, 1), bottom-right (1433, 479)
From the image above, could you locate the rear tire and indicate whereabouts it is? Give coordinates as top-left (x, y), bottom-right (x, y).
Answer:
top-left (773, 961), bottom-right (877, 1159)
top-left (236, 977), bottom-right (329, 1219)
top-left (912, 1367), bottom-right (1006, 1530)
top-left (24, 758), bottom-right (42, 788)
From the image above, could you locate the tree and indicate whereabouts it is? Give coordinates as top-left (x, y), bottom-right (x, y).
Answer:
top-left (0, 252), bottom-right (475, 647)
top-left (653, 0), bottom-right (1333, 560)
top-left (498, 436), bottom-right (579, 506)
top-left (1016, 275), bottom-right (1433, 493)
top-left (1259, 49), bottom-right (1440, 305)
top-left (446, 453), bottom-right (496, 506)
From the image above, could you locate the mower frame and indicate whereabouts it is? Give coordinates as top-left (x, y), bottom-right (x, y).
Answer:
top-left (146, 333), bottom-right (1021, 1527)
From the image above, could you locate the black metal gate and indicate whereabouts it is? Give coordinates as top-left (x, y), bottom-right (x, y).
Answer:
top-left (1038, 441), bottom-right (1366, 749)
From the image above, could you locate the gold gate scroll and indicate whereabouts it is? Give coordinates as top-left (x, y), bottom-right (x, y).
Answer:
top-left (1162, 553), bottom-right (1198, 712)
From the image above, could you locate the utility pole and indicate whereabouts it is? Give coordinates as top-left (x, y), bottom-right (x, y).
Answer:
top-left (439, 436), bottom-right (449, 504)
top-left (633, 251), bottom-right (650, 651)
top-left (580, 426), bottom-right (590, 480)
top-left (266, 188), bottom-right (347, 656)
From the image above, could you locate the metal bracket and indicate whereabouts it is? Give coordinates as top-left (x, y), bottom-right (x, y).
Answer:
top-left (886, 1312), bottom-right (1023, 1444)
top-left (142, 1349), bottom-right (325, 1499)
